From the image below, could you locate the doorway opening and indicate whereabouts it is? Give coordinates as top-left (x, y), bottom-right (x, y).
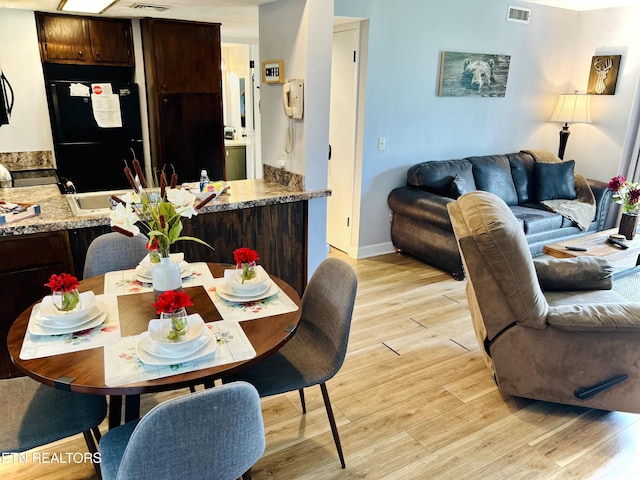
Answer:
top-left (327, 19), bottom-right (367, 258)
top-left (221, 42), bottom-right (262, 180)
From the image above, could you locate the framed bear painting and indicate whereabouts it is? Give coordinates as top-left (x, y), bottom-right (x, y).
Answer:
top-left (438, 51), bottom-right (511, 97)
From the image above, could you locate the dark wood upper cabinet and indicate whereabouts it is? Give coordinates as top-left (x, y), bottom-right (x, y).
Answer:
top-left (141, 19), bottom-right (225, 182)
top-left (87, 18), bottom-right (133, 65)
top-left (141, 19), bottom-right (221, 94)
top-left (36, 12), bottom-right (134, 66)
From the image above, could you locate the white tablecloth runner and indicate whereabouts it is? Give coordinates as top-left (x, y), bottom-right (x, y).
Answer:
top-left (103, 262), bottom-right (215, 295)
top-left (19, 294), bottom-right (121, 360)
top-left (104, 320), bottom-right (255, 386)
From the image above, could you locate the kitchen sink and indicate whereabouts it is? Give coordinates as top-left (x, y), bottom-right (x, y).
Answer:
top-left (66, 190), bottom-right (130, 216)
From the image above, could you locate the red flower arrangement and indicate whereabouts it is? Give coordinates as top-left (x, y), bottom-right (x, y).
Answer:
top-left (608, 175), bottom-right (640, 214)
top-left (44, 273), bottom-right (79, 293)
top-left (44, 273), bottom-right (80, 311)
top-left (233, 247), bottom-right (260, 265)
top-left (153, 290), bottom-right (194, 314)
top-left (233, 247), bottom-right (260, 283)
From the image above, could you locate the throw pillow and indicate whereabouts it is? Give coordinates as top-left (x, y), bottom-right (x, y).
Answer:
top-left (450, 174), bottom-right (472, 198)
top-left (469, 155), bottom-right (519, 206)
top-left (534, 160), bottom-right (577, 201)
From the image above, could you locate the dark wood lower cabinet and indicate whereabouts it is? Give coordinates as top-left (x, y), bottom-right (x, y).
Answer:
top-left (1, 201), bottom-right (308, 377)
top-left (181, 202), bottom-right (308, 296)
top-left (0, 231), bottom-right (74, 378)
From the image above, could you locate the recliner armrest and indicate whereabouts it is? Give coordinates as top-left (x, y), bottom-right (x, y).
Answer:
top-left (533, 256), bottom-right (613, 291)
top-left (547, 303), bottom-right (640, 332)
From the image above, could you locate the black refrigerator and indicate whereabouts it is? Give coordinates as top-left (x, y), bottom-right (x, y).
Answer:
top-left (47, 80), bottom-right (143, 192)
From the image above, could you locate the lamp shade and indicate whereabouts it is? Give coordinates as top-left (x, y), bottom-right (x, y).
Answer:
top-left (550, 93), bottom-right (592, 124)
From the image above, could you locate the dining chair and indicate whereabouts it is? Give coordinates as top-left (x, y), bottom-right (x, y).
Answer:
top-left (83, 232), bottom-right (149, 278)
top-left (99, 381), bottom-right (265, 480)
top-left (0, 376), bottom-right (106, 473)
top-left (224, 257), bottom-right (358, 468)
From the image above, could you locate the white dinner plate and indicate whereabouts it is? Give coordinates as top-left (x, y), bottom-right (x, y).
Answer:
top-left (29, 305), bottom-right (108, 336)
top-left (39, 291), bottom-right (97, 323)
top-left (223, 266), bottom-right (270, 296)
top-left (134, 261), bottom-right (192, 283)
top-left (147, 313), bottom-right (205, 348)
top-left (217, 280), bottom-right (280, 303)
top-left (136, 328), bottom-right (217, 365)
top-left (141, 330), bottom-right (211, 358)
top-left (37, 302), bottom-right (102, 329)
top-left (223, 278), bottom-right (270, 297)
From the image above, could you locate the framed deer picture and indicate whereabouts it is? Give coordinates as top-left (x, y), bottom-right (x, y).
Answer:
top-left (587, 55), bottom-right (621, 95)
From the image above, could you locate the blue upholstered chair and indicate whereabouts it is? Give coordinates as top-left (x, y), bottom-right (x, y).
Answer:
top-left (0, 376), bottom-right (106, 471)
top-left (99, 381), bottom-right (265, 480)
top-left (224, 257), bottom-right (358, 468)
top-left (83, 232), bottom-right (149, 278)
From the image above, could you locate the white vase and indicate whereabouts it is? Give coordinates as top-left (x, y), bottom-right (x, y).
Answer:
top-left (152, 256), bottom-right (182, 300)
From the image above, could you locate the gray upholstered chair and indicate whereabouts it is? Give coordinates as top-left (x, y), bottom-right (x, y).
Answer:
top-left (0, 376), bottom-right (106, 469)
top-left (83, 232), bottom-right (149, 278)
top-left (448, 190), bottom-right (640, 413)
top-left (224, 257), bottom-right (358, 468)
top-left (99, 381), bottom-right (265, 480)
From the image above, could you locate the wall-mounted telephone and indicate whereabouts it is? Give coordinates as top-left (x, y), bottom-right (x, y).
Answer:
top-left (282, 78), bottom-right (304, 119)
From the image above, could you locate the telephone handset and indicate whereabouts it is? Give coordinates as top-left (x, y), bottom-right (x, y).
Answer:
top-left (282, 78), bottom-right (304, 119)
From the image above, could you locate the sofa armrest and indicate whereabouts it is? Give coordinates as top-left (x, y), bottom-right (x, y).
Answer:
top-left (547, 303), bottom-right (640, 332)
top-left (587, 178), bottom-right (613, 230)
top-left (388, 187), bottom-right (453, 230)
top-left (533, 256), bottom-right (613, 291)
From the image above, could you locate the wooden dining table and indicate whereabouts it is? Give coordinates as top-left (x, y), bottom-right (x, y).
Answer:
top-left (7, 263), bottom-right (302, 427)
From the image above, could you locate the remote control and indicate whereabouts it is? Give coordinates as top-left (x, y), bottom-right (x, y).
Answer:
top-left (607, 238), bottom-right (629, 249)
top-left (565, 246), bottom-right (587, 252)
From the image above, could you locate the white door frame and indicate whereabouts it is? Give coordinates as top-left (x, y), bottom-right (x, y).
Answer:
top-left (327, 19), bottom-right (368, 258)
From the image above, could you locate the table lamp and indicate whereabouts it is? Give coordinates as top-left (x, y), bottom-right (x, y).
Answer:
top-left (550, 91), bottom-right (592, 160)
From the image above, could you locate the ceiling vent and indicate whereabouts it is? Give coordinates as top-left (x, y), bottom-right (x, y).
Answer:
top-left (507, 6), bottom-right (531, 24)
top-left (129, 3), bottom-right (170, 12)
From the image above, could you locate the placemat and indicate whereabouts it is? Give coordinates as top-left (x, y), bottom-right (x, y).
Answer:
top-left (103, 262), bottom-right (215, 295)
top-left (205, 277), bottom-right (299, 322)
top-left (20, 294), bottom-right (121, 360)
top-left (104, 320), bottom-right (256, 386)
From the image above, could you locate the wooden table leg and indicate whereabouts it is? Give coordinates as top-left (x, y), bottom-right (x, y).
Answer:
top-left (108, 395), bottom-right (122, 430)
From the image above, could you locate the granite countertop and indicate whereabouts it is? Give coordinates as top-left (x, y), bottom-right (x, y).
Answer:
top-left (0, 179), bottom-right (330, 237)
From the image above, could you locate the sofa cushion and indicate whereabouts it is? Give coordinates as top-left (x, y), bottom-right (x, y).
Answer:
top-left (534, 160), bottom-right (577, 201)
top-left (508, 152), bottom-right (536, 204)
top-left (468, 155), bottom-right (519, 206)
top-left (510, 205), bottom-right (564, 234)
top-left (407, 159), bottom-right (476, 197)
top-left (450, 174), bottom-right (474, 198)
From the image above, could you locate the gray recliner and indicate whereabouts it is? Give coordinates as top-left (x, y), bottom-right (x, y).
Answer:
top-left (99, 381), bottom-right (265, 480)
top-left (448, 190), bottom-right (640, 413)
top-left (83, 232), bottom-right (149, 278)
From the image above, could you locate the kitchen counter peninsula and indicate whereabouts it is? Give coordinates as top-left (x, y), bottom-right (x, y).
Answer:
top-left (0, 179), bottom-right (329, 378)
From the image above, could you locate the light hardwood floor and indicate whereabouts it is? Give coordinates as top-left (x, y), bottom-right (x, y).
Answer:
top-left (2, 250), bottom-right (640, 479)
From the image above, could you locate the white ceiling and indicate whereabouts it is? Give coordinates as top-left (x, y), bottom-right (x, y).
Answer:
top-left (0, 0), bottom-right (278, 39)
top-left (1, 0), bottom-right (639, 38)
top-left (523, 0), bottom-right (640, 10)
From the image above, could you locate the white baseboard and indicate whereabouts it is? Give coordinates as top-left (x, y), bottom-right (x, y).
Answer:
top-left (355, 241), bottom-right (396, 259)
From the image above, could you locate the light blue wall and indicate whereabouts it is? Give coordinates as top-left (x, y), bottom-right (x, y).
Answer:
top-left (334, 0), bottom-right (640, 255)
top-left (335, 0), bottom-right (580, 253)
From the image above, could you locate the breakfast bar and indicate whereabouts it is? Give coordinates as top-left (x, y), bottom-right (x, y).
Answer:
top-left (0, 179), bottom-right (330, 378)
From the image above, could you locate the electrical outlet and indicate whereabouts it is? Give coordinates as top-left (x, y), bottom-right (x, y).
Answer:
top-left (378, 137), bottom-right (386, 151)
top-left (279, 152), bottom-right (286, 168)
